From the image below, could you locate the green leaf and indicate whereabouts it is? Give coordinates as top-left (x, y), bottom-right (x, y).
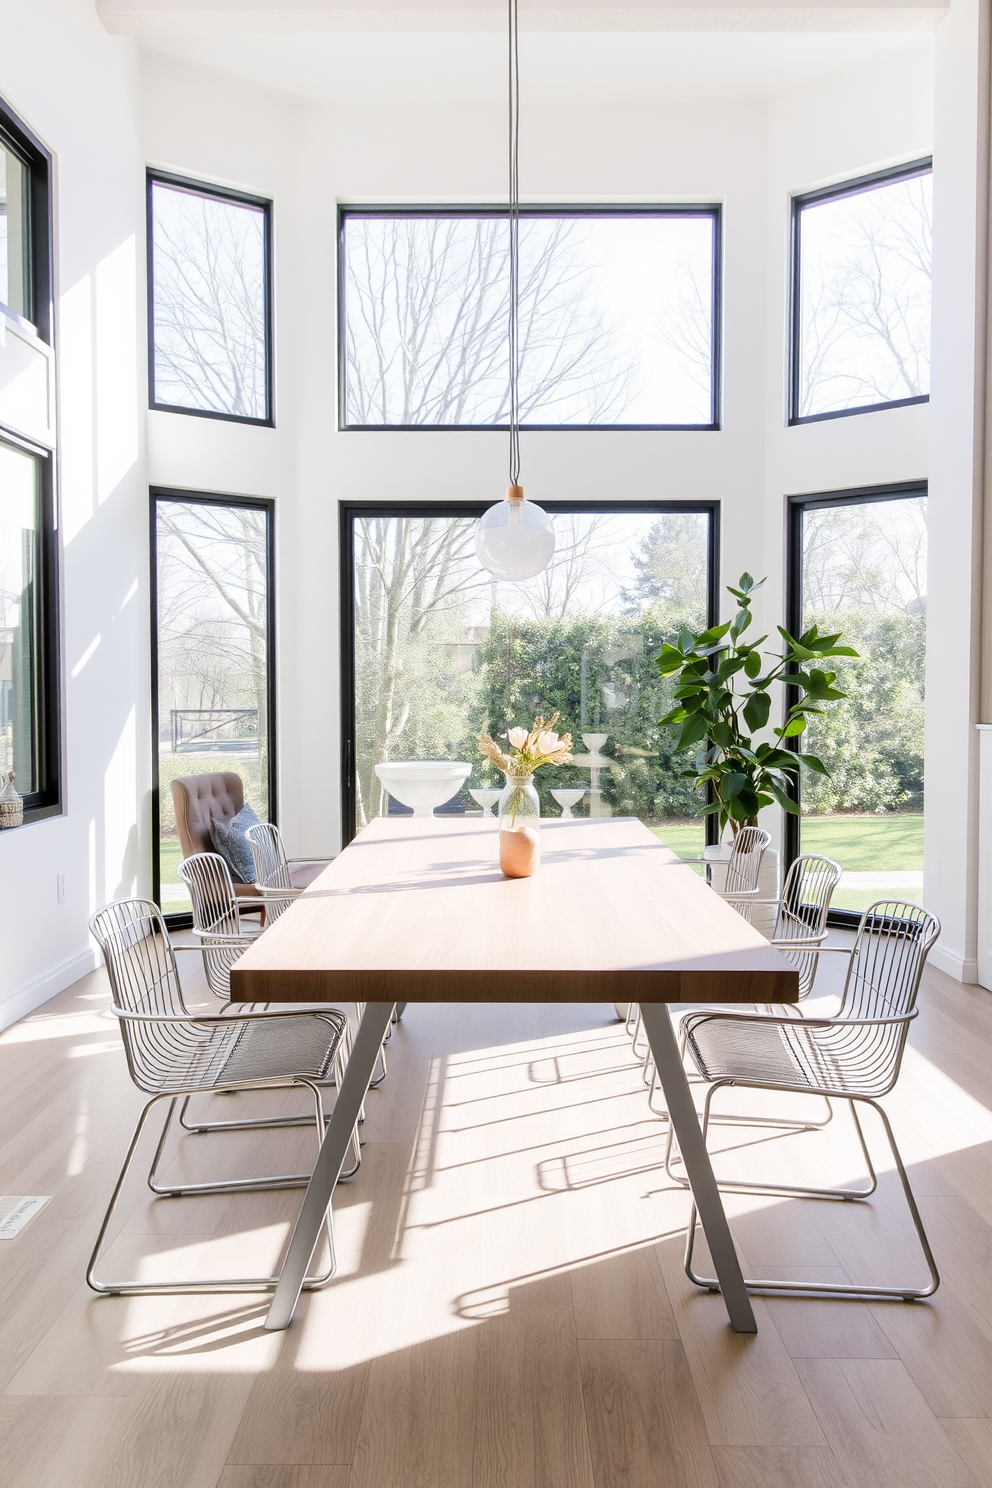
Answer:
top-left (744, 649), bottom-right (761, 678)
top-left (768, 783), bottom-right (800, 814)
top-left (677, 711), bottom-right (710, 751)
top-left (799, 753), bottom-right (830, 776)
top-left (776, 716), bottom-right (807, 738)
top-left (710, 722), bottom-right (734, 750)
top-left (742, 691), bottom-right (771, 734)
top-left (721, 771), bottom-right (750, 799)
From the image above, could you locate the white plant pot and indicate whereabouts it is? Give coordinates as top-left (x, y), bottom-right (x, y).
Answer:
top-left (374, 761), bottom-right (472, 818)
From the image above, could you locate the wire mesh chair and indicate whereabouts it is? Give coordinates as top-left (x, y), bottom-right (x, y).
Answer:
top-left (643, 853), bottom-right (843, 1123)
top-left (245, 821), bottom-right (334, 923)
top-left (246, 824), bottom-right (393, 1087)
top-left (178, 850), bottom-right (286, 1002)
top-left (629, 827), bottom-right (775, 1063)
top-left (176, 850), bottom-right (365, 1147)
top-left (88, 898), bottom-right (359, 1294)
top-left (665, 900), bottom-right (941, 1300)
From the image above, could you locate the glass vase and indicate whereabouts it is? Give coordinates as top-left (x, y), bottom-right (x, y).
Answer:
top-left (498, 773), bottom-right (541, 878)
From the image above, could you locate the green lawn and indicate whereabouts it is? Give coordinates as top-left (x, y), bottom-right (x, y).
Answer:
top-left (800, 813), bottom-right (923, 872)
top-left (650, 812), bottom-right (924, 914)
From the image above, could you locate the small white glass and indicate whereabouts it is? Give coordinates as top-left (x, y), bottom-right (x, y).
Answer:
top-left (469, 787), bottom-right (502, 817)
top-left (551, 788), bottom-right (586, 819)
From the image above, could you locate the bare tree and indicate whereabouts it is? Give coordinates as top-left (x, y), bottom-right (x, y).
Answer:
top-left (344, 216), bottom-right (636, 426)
top-left (157, 503), bottom-right (269, 796)
top-left (800, 175), bottom-right (931, 416)
top-left (353, 515), bottom-right (491, 826)
top-left (151, 186), bottom-right (266, 419)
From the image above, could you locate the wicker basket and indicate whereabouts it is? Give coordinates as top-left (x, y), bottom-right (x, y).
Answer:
top-left (0, 771), bottom-right (24, 829)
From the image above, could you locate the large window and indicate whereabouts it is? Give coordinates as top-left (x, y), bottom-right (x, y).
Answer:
top-left (152, 491), bottom-right (275, 918)
top-left (340, 208), bottom-right (720, 429)
top-left (791, 162), bottom-right (931, 423)
top-left (0, 97), bottom-right (58, 825)
top-left (0, 437), bottom-right (58, 815)
top-left (341, 502), bottom-right (717, 854)
top-left (147, 172), bottom-right (273, 425)
top-left (787, 483), bottom-right (927, 922)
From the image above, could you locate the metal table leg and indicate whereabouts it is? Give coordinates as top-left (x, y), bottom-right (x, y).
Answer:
top-left (265, 1001), bottom-right (395, 1331)
top-left (639, 1002), bottom-right (757, 1334)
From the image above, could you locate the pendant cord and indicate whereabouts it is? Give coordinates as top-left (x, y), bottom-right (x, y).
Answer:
top-left (508, 0), bottom-right (521, 486)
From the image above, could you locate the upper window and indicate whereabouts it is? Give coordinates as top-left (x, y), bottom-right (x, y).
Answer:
top-left (0, 136), bottom-right (29, 321)
top-left (791, 162), bottom-right (931, 423)
top-left (340, 208), bottom-right (720, 429)
top-left (0, 99), bottom-right (51, 341)
top-left (147, 171), bottom-right (273, 425)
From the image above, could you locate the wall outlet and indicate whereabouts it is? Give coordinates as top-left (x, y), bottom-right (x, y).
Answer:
top-left (56, 872), bottom-right (66, 903)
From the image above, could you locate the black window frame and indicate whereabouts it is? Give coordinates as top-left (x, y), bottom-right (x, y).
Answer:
top-left (146, 170), bottom-right (275, 428)
top-left (0, 93), bottom-right (60, 826)
top-left (0, 430), bottom-right (61, 824)
top-left (785, 478), bottom-right (928, 928)
top-left (150, 486), bottom-right (278, 926)
top-left (338, 205), bottom-right (723, 433)
top-left (789, 159), bottom-right (932, 427)
top-left (0, 92), bottom-right (53, 342)
top-left (339, 498), bottom-right (721, 847)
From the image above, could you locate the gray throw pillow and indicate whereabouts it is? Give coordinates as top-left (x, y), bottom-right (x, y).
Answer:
top-left (212, 804), bottom-right (261, 884)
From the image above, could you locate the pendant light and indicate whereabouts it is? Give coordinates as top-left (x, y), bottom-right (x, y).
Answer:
top-left (475, 0), bottom-right (555, 582)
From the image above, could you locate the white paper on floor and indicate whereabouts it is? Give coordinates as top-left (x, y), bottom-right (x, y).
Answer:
top-left (0, 1196), bottom-right (51, 1238)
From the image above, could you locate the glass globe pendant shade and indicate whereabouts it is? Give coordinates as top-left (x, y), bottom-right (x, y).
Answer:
top-left (476, 486), bottom-right (555, 581)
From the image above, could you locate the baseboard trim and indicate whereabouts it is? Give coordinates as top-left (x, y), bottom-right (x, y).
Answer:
top-left (0, 946), bottom-right (100, 1033)
top-left (929, 943), bottom-right (979, 985)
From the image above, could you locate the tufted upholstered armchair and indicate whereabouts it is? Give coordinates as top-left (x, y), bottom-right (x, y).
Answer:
top-left (170, 772), bottom-right (261, 903)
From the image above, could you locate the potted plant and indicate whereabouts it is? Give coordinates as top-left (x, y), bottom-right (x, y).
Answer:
top-left (656, 573), bottom-right (857, 840)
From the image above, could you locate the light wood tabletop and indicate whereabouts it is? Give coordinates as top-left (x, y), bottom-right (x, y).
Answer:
top-left (230, 815), bottom-right (798, 1007)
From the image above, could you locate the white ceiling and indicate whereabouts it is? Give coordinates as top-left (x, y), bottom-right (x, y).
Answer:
top-left (138, 30), bottom-right (931, 105)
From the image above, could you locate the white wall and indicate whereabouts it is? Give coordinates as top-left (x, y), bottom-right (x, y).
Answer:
top-left (0, 0), bottom-right (147, 1029)
top-left (2, 2), bottom-right (985, 1027)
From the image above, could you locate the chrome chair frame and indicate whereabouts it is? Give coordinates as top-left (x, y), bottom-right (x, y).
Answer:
top-left (88, 898), bottom-right (358, 1294)
top-left (245, 824), bottom-right (392, 1087)
top-left (665, 900), bottom-right (941, 1300)
top-left (245, 820), bottom-right (334, 922)
top-left (176, 850), bottom-right (362, 1154)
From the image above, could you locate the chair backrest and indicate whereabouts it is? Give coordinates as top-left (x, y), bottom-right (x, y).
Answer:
top-left (177, 851), bottom-right (245, 1000)
top-left (245, 821), bottom-right (296, 922)
top-left (170, 772), bottom-right (244, 858)
top-left (724, 826), bottom-right (772, 898)
top-left (90, 899), bottom-right (189, 1091)
top-left (836, 899), bottom-right (940, 1093)
top-left (773, 853), bottom-right (842, 998)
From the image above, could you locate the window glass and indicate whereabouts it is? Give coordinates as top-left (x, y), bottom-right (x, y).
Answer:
top-left (798, 493), bottom-right (926, 915)
top-left (796, 168), bottom-right (931, 419)
top-left (0, 138), bottom-right (29, 319)
top-left (154, 497), bottom-right (272, 916)
top-left (343, 212), bottom-right (716, 427)
top-left (0, 439), bottom-right (40, 795)
top-left (349, 507), bottom-right (711, 860)
top-left (149, 179), bottom-right (269, 421)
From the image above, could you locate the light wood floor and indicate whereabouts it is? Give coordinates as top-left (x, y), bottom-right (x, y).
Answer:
top-left (3, 944), bottom-right (992, 1487)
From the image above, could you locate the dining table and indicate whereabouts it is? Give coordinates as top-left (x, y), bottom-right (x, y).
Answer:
top-left (229, 814), bottom-right (798, 1334)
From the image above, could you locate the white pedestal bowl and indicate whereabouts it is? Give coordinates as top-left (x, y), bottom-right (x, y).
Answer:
top-left (375, 761), bottom-right (472, 819)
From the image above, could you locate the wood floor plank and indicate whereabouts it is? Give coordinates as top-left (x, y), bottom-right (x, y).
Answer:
top-left (348, 1326), bottom-right (478, 1488)
top-left (579, 1337), bottom-right (719, 1488)
top-left (712, 1445), bottom-right (849, 1488)
top-left (938, 1420), bottom-right (992, 1484)
top-left (216, 1468), bottom-right (352, 1487)
top-left (795, 1358), bottom-right (980, 1488)
top-left (655, 1232), bottom-right (827, 1447)
top-left (473, 1272), bottom-right (595, 1488)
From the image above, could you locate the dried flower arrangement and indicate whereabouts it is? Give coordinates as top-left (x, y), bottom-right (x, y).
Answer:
top-left (478, 713), bottom-right (574, 778)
